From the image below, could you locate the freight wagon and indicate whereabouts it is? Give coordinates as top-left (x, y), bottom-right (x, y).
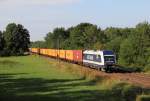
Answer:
top-left (30, 48), bottom-right (116, 72)
top-left (66, 50), bottom-right (74, 61)
top-left (73, 50), bottom-right (83, 63)
top-left (59, 50), bottom-right (66, 59)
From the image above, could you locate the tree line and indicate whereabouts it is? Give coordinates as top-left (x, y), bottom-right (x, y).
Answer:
top-left (0, 23), bottom-right (30, 56)
top-left (31, 22), bottom-right (150, 71)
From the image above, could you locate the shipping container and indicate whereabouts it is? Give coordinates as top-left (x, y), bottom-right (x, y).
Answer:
top-left (51, 49), bottom-right (54, 57)
top-left (73, 50), bottom-right (83, 63)
top-left (42, 49), bottom-right (45, 55)
top-left (51, 49), bottom-right (57, 57)
top-left (40, 49), bottom-right (43, 55)
top-left (43, 49), bottom-right (46, 55)
top-left (66, 50), bottom-right (74, 61)
top-left (45, 49), bottom-right (49, 55)
top-left (40, 49), bottom-right (45, 55)
top-left (39, 49), bottom-right (42, 54)
top-left (31, 48), bottom-right (39, 53)
top-left (56, 50), bottom-right (60, 57)
top-left (59, 50), bottom-right (66, 59)
top-left (47, 49), bottom-right (52, 56)
top-left (54, 49), bottom-right (57, 57)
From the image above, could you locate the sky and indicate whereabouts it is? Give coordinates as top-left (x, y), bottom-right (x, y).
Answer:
top-left (0, 0), bottom-right (150, 41)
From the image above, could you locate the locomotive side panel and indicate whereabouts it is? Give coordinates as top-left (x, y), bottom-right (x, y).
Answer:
top-left (83, 50), bottom-right (104, 69)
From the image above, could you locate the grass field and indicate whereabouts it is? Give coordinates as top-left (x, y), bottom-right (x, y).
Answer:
top-left (0, 55), bottom-right (149, 101)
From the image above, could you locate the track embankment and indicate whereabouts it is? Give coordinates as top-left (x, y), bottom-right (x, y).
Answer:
top-left (82, 67), bottom-right (150, 88)
top-left (44, 56), bottom-right (150, 88)
top-left (111, 73), bottom-right (150, 88)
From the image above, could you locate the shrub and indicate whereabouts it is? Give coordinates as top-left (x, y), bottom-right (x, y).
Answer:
top-left (136, 95), bottom-right (150, 101)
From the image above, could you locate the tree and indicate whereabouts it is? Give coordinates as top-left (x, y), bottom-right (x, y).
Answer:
top-left (31, 41), bottom-right (46, 48)
top-left (104, 27), bottom-right (122, 41)
top-left (3, 23), bottom-right (30, 56)
top-left (3, 23), bottom-right (17, 55)
top-left (106, 37), bottom-right (123, 60)
top-left (44, 32), bottom-right (53, 48)
top-left (16, 24), bottom-right (30, 53)
top-left (43, 23), bottom-right (107, 50)
top-left (0, 31), bottom-right (5, 56)
top-left (45, 27), bottom-right (69, 49)
top-left (135, 22), bottom-right (150, 66)
top-left (67, 23), bottom-right (105, 49)
top-left (0, 31), bottom-right (4, 49)
top-left (119, 37), bottom-right (136, 65)
top-left (83, 25), bottom-right (106, 49)
top-left (119, 22), bottom-right (150, 67)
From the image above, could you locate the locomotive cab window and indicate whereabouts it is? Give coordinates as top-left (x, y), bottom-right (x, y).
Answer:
top-left (96, 55), bottom-right (101, 62)
top-left (96, 55), bottom-right (101, 59)
top-left (87, 55), bottom-right (94, 60)
top-left (104, 56), bottom-right (115, 62)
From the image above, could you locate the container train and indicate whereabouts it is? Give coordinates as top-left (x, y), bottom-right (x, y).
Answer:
top-left (30, 48), bottom-right (116, 71)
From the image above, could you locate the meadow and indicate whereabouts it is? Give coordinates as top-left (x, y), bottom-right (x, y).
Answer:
top-left (0, 55), bottom-right (149, 101)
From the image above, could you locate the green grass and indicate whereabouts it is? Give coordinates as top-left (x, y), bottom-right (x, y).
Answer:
top-left (0, 55), bottom-right (149, 101)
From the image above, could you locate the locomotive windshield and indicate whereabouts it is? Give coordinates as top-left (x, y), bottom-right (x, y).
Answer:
top-left (104, 56), bottom-right (115, 62)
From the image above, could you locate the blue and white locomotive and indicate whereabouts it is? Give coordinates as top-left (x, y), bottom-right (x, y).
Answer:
top-left (83, 50), bottom-right (116, 71)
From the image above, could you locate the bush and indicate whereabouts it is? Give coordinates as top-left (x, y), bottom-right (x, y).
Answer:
top-left (136, 95), bottom-right (150, 101)
top-left (122, 85), bottom-right (142, 101)
top-left (111, 83), bottom-right (142, 101)
top-left (144, 65), bottom-right (150, 72)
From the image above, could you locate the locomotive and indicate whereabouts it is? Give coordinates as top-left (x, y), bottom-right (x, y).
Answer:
top-left (30, 48), bottom-right (116, 71)
top-left (83, 50), bottom-right (116, 71)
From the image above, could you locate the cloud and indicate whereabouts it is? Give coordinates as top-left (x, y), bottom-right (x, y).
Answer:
top-left (0, 0), bottom-right (80, 6)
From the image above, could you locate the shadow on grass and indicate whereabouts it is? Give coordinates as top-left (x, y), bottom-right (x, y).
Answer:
top-left (0, 73), bottom-right (147, 101)
top-left (0, 60), bottom-right (20, 66)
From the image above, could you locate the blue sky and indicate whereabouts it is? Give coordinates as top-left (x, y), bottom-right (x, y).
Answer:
top-left (0, 0), bottom-right (150, 41)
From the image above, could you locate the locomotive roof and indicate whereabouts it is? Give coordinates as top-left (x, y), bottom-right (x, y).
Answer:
top-left (83, 50), bottom-right (114, 55)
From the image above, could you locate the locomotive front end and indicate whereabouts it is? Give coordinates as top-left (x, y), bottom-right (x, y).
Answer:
top-left (103, 51), bottom-right (116, 68)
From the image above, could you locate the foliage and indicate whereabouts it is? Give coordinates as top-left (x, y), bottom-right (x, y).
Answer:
top-left (0, 31), bottom-right (5, 56)
top-left (104, 27), bottom-right (122, 41)
top-left (32, 23), bottom-right (106, 50)
top-left (0, 23), bottom-right (30, 56)
top-left (136, 95), bottom-right (150, 101)
top-left (144, 57), bottom-right (150, 72)
top-left (119, 37), bottom-right (135, 65)
top-left (119, 22), bottom-right (150, 68)
top-left (44, 28), bottom-right (69, 49)
top-left (31, 22), bottom-right (150, 71)
top-left (68, 23), bottom-right (106, 49)
top-left (30, 41), bottom-right (46, 48)
top-left (105, 37), bottom-right (123, 60)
